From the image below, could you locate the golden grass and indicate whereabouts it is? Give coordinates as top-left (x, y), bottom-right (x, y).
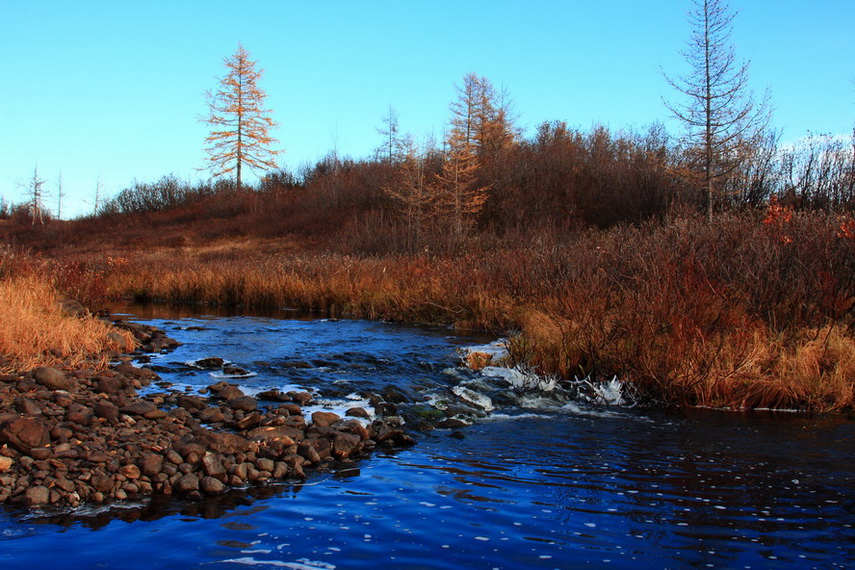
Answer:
top-left (0, 276), bottom-right (135, 373)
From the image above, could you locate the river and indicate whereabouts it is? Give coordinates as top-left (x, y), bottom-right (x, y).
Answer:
top-left (1, 308), bottom-right (853, 568)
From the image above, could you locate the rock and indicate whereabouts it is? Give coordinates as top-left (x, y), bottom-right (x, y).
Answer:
top-left (120, 401), bottom-right (157, 417)
top-left (107, 331), bottom-right (132, 351)
top-left (280, 403), bottom-right (302, 416)
top-left (119, 464), bottom-right (141, 480)
top-left (33, 367), bottom-right (69, 391)
top-left (288, 391), bottom-right (313, 406)
top-left (235, 411), bottom-right (262, 430)
top-left (331, 432), bottom-right (362, 459)
top-left (437, 418), bottom-right (469, 429)
top-left (201, 476), bottom-right (225, 494)
top-left (229, 396), bottom-right (258, 412)
top-left (176, 474), bottom-right (200, 493)
top-left (311, 411), bottom-right (341, 428)
top-left (246, 425), bottom-right (299, 445)
top-left (255, 458), bottom-right (275, 473)
top-left (346, 407), bottom-right (371, 419)
top-left (218, 385), bottom-right (246, 401)
top-left (0, 457), bottom-right (13, 472)
top-left (194, 357), bottom-right (225, 369)
top-left (91, 474), bottom-right (114, 493)
top-left (0, 417), bottom-right (50, 453)
top-left (223, 366), bottom-right (250, 376)
top-left (95, 375), bottom-right (124, 394)
top-left (202, 453), bottom-right (227, 481)
top-left (257, 389), bottom-right (289, 402)
top-left (114, 364), bottom-right (160, 382)
top-left (198, 406), bottom-right (225, 424)
top-left (141, 454), bottom-right (163, 477)
top-left (14, 397), bottom-right (42, 416)
top-left (334, 419), bottom-right (371, 440)
top-left (94, 401), bottom-right (120, 420)
top-left (178, 394), bottom-right (208, 412)
top-left (297, 442), bottom-right (321, 464)
top-left (24, 485), bottom-right (50, 507)
top-left (58, 298), bottom-right (88, 318)
top-left (198, 432), bottom-right (251, 455)
top-left (381, 384), bottom-right (418, 404)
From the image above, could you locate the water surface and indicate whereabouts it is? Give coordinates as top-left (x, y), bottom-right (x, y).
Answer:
top-left (1, 310), bottom-right (852, 568)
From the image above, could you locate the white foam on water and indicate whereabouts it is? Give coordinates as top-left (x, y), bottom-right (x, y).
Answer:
top-left (592, 377), bottom-right (624, 406)
top-left (452, 386), bottom-right (495, 411)
top-left (481, 366), bottom-right (559, 392)
top-left (220, 558), bottom-right (335, 569)
top-left (209, 370), bottom-right (258, 380)
top-left (461, 339), bottom-right (510, 364)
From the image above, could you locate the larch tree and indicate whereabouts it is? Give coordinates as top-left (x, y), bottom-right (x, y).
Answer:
top-left (665, 0), bottom-right (770, 220)
top-left (384, 134), bottom-right (428, 249)
top-left (201, 44), bottom-right (280, 192)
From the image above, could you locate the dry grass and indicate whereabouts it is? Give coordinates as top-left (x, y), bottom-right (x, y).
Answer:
top-left (0, 275), bottom-right (135, 373)
top-left (15, 210), bottom-right (855, 412)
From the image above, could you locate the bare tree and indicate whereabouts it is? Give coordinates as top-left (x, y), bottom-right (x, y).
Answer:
top-left (25, 166), bottom-right (46, 225)
top-left (665, 0), bottom-right (770, 220)
top-left (201, 44), bottom-right (280, 192)
top-left (56, 168), bottom-right (66, 220)
top-left (375, 105), bottom-right (401, 164)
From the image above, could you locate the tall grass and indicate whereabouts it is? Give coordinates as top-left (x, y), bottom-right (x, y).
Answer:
top-left (97, 210), bottom-right (855, 411)
top-left (0, 275), bottom-right (134, 373)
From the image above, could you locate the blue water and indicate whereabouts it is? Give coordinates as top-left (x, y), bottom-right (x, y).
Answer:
top-left (1, 310), bottom-right (853, 569)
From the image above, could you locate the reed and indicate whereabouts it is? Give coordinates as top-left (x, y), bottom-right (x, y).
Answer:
top-left (0, 275), bottom-right (135, 373)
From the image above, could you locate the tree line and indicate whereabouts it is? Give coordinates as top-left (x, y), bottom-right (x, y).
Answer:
top-left (4, 0), bottom-right (853, 245)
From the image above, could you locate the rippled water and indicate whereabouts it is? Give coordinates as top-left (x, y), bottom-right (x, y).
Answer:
top-left (1, 309), bottom-right (853, 569)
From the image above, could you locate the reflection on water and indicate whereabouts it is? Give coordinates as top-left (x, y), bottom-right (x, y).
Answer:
top-left (1, 312), bottom-right (853, 569)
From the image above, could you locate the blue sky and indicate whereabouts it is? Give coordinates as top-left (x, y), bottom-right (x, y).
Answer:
top-left (1, 1), bottom-right (853, 218)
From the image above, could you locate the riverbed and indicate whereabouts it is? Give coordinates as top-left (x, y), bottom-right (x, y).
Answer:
top-left (1, 308), bottom-right (853, 568)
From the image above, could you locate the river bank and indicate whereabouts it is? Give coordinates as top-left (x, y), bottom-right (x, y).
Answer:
top-left (0, 310), bottom-right (417, 509)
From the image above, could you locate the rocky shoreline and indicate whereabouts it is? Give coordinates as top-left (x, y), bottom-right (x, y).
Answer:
top-left (0, 320), bottom-right (415, 509)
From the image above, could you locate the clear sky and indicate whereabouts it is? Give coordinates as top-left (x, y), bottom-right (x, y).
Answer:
top-left (2, 1), bottom-right (853, 219)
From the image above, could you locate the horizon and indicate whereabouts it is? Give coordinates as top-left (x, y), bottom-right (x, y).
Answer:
top-left (2, 0), bottom-right (853, 219)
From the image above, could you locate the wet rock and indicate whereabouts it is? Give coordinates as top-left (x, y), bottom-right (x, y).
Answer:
top-left (202, 453), bottom-right (227, 481)
top-left (198, 406), bottom-right (225, 424)
top-left (201, 476), bottom-right (225, 494)
top-left (331, 432), bottom-right (362, 459)
top-left (437, 418), bottom-right (470, 429)
top-left (345, 407), bottom-right (371, 419)
top-left (0, 417), bottom-right (50, 453)
top-left (311, 411), bottom-right (341, 428)
top-left (0, 457), bottom-right (13, 472)
top-left (229, 396), bottom-right (258, 412)
top-left (176, 473), bottom-right (200, 493)
top-left (178, 394), bottom-right (208, 412)
top-left (218, 385), bottom-right (246, 401)
top-left (194, 357), bottom-right (225, 369)
top-left (223, 366), bottom-right (250, 376)
top-left (24, 485), bottom-right (50, 507)
top-left (33, 367), bottom-right (69, 391)
top-left (257, 389), bottom-right (290, 402)
top-left (246, 425), bottom-right (299, 445)
top-left (297, 442), bottom-right (321, 464)
top-left (288, 391), bottom-right (313, 406)
top-left (114, 363), bottom-right (160, 382)
top-left (279, 403), bottom-right (302, 416)
top-left (381, 385), bottom-right (418, 404)
top-left (235, 411), bottom-right (262, 430)
top-left (334, 419), bottom-right (371, 440)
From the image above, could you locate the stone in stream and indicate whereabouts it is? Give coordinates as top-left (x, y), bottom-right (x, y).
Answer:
top-left (194, 357), bottom-right (225, 369)
top-left (311, 411), bottom-right (341, 428)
